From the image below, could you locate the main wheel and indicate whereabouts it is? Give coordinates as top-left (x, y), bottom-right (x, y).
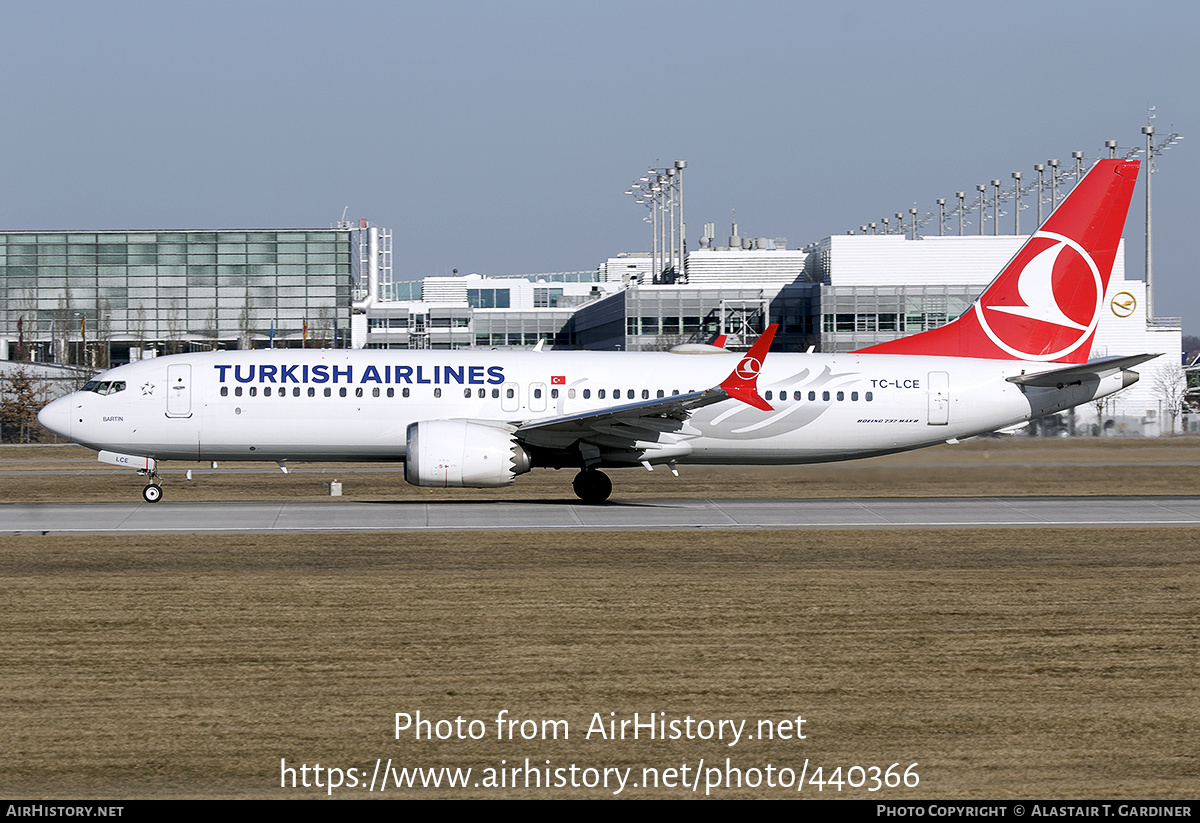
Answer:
top-left (142, 484), bottom-right (163, 503)
top-left (572, 470), bottom-right (612, 504)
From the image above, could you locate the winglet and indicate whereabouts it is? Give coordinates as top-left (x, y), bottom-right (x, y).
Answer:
top-left (720, 324), bottom-right (778, 411)
top-left (711, 334), bottom-right (728, 348)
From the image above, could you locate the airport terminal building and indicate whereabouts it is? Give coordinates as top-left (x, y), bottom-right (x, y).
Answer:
top-left (0, 199), bottom-right (1184, 436)
top-left (0, 226), bottom-right (369, 367)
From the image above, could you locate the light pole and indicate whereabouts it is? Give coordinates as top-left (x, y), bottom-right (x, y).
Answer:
top-left (674, 160), bottom-right (686, 282)
top-left (956, 192), bottom-right (965, 236)
top-left (1143, 125), bottom-right (1154, 319)
top-left (1011, 172), bottom-right (1022, 235)
top-left (1049, 158), bottom-right (1060, 211)
top-left (1034, 164), bottom-right (1045, 225)
top-left (976, 184), bottom-right (986, 236)
top-left (936, 198), bottom-right (946, 236)
top-left (991, 180), bottom-right (1001, 236)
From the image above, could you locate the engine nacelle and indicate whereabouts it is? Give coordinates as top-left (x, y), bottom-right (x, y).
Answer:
top-left (404, 419), bottom-right (532, 488)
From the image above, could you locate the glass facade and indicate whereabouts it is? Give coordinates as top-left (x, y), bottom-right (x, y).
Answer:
top-left (0, 229), bottom-right (354, 365)
top-left (818, 284), bottom-right (980, 352)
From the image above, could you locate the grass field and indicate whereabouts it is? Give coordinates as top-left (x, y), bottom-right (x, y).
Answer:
top-left (1, 438), bottom-right (1197, 798)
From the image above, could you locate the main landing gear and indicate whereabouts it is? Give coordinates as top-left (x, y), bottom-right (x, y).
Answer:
top-left (572, 470), bottom-right (612, 504)
top-left (138, 468), bottom-right (164, 503)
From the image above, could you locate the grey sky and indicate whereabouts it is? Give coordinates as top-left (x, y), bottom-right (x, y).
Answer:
top-left (3, 1), bottom-right (1196, 329)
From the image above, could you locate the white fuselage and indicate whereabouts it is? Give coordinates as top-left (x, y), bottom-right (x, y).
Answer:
top-left (42, 348), bottom-right (1127, 467)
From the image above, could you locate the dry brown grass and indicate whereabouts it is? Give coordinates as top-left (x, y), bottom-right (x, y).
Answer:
top-left (2, 527), bottom-right (1197, 799)
top-left (5, 435), bottom-right (1200, 502)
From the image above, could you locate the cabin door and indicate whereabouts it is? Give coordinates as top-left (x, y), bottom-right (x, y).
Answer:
top-left (927, 371), bottom-right (949, 426)
top-left (166, 364), bottom-right (192, 418)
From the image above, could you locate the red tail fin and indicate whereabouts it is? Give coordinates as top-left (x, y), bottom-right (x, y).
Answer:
top-left (856, 159), bottom-right (1140, 363)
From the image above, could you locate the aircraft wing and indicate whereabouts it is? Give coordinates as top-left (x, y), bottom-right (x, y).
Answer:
top-left (1005, 353), bottom-right (1159, 388)
top-left (514, 325), bottom-right (778, 465)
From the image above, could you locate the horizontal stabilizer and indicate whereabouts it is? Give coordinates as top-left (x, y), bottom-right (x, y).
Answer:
top-left (1005, 353), bottom-right (1159, 388)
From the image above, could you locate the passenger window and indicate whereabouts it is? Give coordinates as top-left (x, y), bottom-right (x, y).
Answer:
top-left (642, 389), bottom-right (649, 399)
top-left (235, 386), bottom-right (243, 397)
top-left (464, 388), bottom-right (472, 398)
top-left (657, 390), bottom-right (664, 398)
top-left (794, 391), bottom-right (801, 401)
top-left (262, 387), bottom-right (270, 397)
top-left (866, 391), bottom-right (873, 402)
top-left (851, 391), bottom-right (859, 401)
top-left (402, 388), bottom-right (410, 398)
top-left (372, 387), bottom-right (380, 397)
top-left (434, 388), bottom-right (442, 398)
top-left (551, 388), bottom-right (559, 399)
top-left (308, 387), bottom-right (315, 397)
top-left (293, 387), bottom-right (300, 397)
top-left (809, 391), bottom-right (817, 401)
top-left (568, 389), bottom-right (576, 399)
top-left (387, 388), bottom-right (395, 398)
top-left (506, 387), bottom-right (515, 399)
top-left (765, 391), bottom-right (773, 401)
top-left (339, 387), bottom-right (347, 397)
top-left (822, 391), bottom-right (830, 401)
top-left (477, 388), bottom-right (485, 398)
top-left (250, 387), bottom-right (258, 397)
top-left (598, 390), bottom-right (606, 399)
top-left (220, 386), bottom-right (228, 397)
top-left (582, 389), bottom-right (591, 399)
top-left (672, 389), bottom-right (680, 395)
top-left (324, 387), bottom-right (332, 397)
top-left (836, 391), bottom-right (844, 401)
top-left (491, 389), bottom-right (499, 399)
top-left (355, 387), bottom-right (363, 398)
top-left (533, 388), bottom-right (542, 399)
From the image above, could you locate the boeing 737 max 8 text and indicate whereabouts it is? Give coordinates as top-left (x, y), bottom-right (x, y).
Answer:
top-left (38, 159), bottom-right (1154, 503)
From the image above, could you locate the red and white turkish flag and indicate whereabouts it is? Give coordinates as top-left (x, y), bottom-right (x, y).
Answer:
top-left (550, 375), bottom-right (566, 385)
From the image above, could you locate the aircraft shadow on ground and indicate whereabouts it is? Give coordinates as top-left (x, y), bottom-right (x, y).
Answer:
top-left (357, 498), bottom-right (677, 509)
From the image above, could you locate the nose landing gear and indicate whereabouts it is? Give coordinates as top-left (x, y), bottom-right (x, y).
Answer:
top-left (137, 468), bottom-right (164, 503)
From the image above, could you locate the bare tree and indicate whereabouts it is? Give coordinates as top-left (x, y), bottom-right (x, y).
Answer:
top-left (238, 289), bottom-right (255, 350)
top-left (0, 365), bottom-right (50, 443)
top-left (1152, 360), bottom-right (1187, 436)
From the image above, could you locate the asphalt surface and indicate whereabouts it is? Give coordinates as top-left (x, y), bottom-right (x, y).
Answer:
top-left (3, 495), bottom-right (1199, 533)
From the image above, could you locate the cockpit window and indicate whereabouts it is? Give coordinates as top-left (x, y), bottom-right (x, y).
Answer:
top-left (83, 380), bottom-right (126, 395)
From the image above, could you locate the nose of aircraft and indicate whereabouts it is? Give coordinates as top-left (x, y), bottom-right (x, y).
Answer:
top-left (37, 395), bottom-right (72, 439)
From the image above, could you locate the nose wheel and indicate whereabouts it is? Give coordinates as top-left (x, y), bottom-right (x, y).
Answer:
top-left (137, 467), bottom-right (164, 503)
top-left (572, 470), bottom-right (612, 504)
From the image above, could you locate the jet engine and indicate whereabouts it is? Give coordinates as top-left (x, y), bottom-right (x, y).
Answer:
top-left (404, 420), bottom-right (532, 488)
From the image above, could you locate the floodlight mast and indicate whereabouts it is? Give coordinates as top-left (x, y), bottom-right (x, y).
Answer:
top-left (1139, 117), bottom-right (1184, 320)
top-left (1011, 172), bottom-right (1022, 235)
top-left (976, 184), bottom-right (986, 236)
top-left (1034, 164), bottom-right (1045, 224)
top-left (1049, 159), bottom-right (1060, 211)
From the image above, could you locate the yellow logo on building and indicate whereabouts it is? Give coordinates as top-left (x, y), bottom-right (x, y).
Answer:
top-left (1110, 291), bottom-right (1136, 318)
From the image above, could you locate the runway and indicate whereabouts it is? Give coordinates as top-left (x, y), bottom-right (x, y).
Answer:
top-left (3, 495), bottom-right (1200, 534)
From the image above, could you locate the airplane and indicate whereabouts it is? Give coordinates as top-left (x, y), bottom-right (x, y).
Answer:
top-left (38, 158), bottom-right (1154, 505)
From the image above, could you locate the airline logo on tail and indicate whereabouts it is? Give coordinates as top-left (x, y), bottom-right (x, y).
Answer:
top-left (855, 159), bottom-right (1139, 364)
top-left (976, 230), bottom-right (1103, 361)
